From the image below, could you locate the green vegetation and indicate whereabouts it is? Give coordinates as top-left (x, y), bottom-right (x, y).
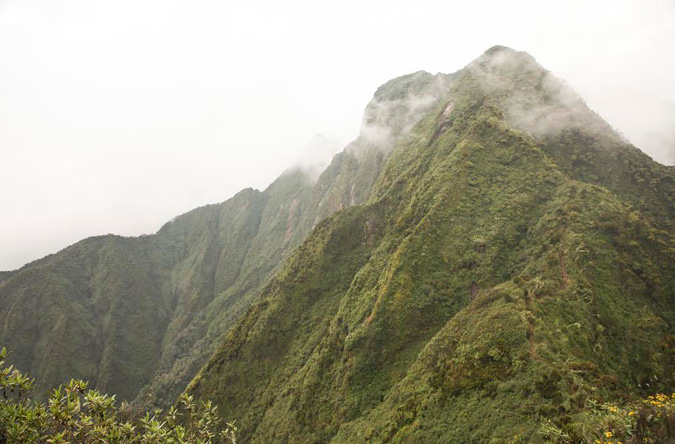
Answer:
top-left (0, 347), bottom-right (237, 443)
top-left (1, 46), bottom-right (674, 442)
top-left (539, 392), bottom-right (675, 443)
top-left (4, 349), bottom-right (675, 443)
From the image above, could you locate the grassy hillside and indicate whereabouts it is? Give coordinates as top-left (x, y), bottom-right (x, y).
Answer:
top-left (187, 47), bottom-right (675, 442)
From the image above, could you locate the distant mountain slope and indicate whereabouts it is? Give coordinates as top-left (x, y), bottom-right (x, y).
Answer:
top-left (0, 271), bottom-right (13, 283)
top-left (187, 47), bottom-right (675, 442)
top-left (0, 70), bottom-right (451, 409)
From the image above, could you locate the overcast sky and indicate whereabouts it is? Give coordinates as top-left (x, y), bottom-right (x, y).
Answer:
top-left (1, 0), bottom-right (674, 270)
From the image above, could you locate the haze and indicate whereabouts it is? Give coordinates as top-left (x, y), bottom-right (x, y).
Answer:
top-left (1, 0), bottom-right (674, 271)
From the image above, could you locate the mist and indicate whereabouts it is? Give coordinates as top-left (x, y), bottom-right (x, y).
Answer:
top-left (358, 72), bottom-right (450, 151)
top-left (1, 0), bottom-right (674, 270)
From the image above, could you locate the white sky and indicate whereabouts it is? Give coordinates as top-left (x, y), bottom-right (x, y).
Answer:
top-left (1, 0), bottom-right (674, 270)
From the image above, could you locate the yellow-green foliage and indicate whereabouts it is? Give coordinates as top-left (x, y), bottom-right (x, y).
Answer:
top-left (539, 392), bottom-right (675, 443)
top-left (0, 347), bottom-right (237, 443)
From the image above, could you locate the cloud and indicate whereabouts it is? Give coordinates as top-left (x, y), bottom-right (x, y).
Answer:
top-left (469, 47), bottom-right (622, 142)
top-left (0, 13), bottom-right (24, 27)
top-left (292, 134), bottom-right (343, 181)
top-left (358, 72), bottom-right (450, 150)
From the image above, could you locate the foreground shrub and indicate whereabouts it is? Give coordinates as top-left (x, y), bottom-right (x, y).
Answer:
top-left (0, 347), bottom-right (236, 443)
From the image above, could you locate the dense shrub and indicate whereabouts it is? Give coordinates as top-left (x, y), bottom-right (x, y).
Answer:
top-left (539, 393), bottom-right (675, 443)
top-left (0, 347), bottom-right (236, 443)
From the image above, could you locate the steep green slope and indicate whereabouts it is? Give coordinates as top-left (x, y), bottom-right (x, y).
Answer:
top-left (187, 47), bottom-right (675, 442)
top-left (0, 70), bottom-right (451, 410)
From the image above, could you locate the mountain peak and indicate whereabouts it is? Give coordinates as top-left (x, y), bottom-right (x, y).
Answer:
top-left (460, 45), bottom-right (625, 144)
top-left (359, 71), bottom-right (451, 149)
top-left (469, 45), bottom-right (541, 80)
top-left (483, 44), bottom-right (517, 55)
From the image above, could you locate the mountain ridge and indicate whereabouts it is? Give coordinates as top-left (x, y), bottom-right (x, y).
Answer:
top-left (1, 46), bottom-right (673, 442)
top-left (185, 46), bottom-right (675, 442)
top-left (0, 66), bottom-right (452, 410)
